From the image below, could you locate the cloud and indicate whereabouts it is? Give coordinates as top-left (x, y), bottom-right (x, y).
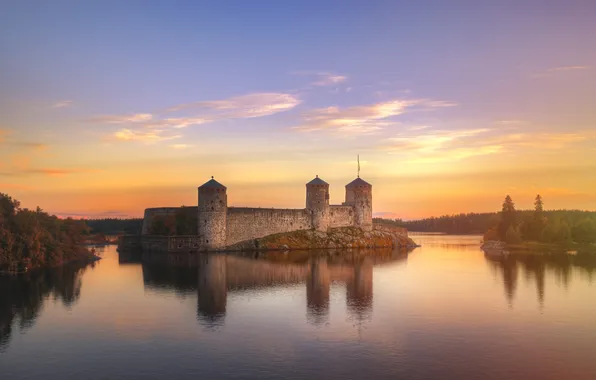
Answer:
top-left (113, 128), bottom-right (182, 143)
top-left (170, 144), bottom-right (194, 150)
top-left (166, 93), bottom-right (300, 118)
top-left (385, 128), bottom-right (493, 156)
top-left (311, 73), bottom-right (347, 87)
top-left (51, 100), bottom-right (73, 108)
top-left (548, 66), bottom-right (590, 72)
top-left (408, 125), bottom-right (430, 131)
top-left (11, 142), bottom-right (49, 150)
top-left (26, 168), bottom-right (99, 177)
top-left (421, 100), bottom-right (458, 108)
top-left (484, 132), bottom-right (591, 149)
top-left (292, 71), bottom-right (348, 87)
top-left (0, 130), bottom-right (48, 150)
top-left (534, 65), bottom-right (591, 78)
top-left (0, 167), bottom-right (100, 177)
top-left (496, 120), bottom-right (527, 126)
top-left (90, 113), bottom-right (153, 124)
top-left (384, 127), bottom-right (594, 164)
top-left (293, 99), bottom-right (456, 134)
top-left (92, 92), bottom-right (300, 144)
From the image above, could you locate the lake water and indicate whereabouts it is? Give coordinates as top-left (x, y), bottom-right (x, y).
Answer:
top-left (1, 234), bottom-right (596, 380)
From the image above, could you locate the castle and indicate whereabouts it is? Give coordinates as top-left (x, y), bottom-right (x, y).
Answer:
top-left (141, 175), bottom-right (373, 250)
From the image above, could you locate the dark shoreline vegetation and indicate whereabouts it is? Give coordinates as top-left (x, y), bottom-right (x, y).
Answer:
top-left (376, 195), bottom-right (596, 252)
top-left (0, 193), bottom-right (97, 274)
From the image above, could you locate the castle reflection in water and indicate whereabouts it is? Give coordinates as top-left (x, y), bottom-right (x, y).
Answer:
top-left (132, 249), bottom-right (409, 327)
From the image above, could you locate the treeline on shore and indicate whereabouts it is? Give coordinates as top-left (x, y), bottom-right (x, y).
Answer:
top-left (85, 218), bottom-right (143, 235)
top-left (375, 195), bottom-right (596, 245)
top-left (0, 193), bottom-right (93, 273)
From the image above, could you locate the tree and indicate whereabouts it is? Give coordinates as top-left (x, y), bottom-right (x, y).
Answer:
top-left (498, 195), bottom-right (516, 240)
top-left (505, 226), bottom-right (522, 244)
top-left (483, 227), bottom-right (499, 242)
top-left (149, 215), bottom-right (176, 235)
top-left (0, 193), bottom-right (91, 272)
top-left (572, 218), bottom-right (596, 244)
top-left (556, 221), bottom-right (573, 244)
top-left (175, 206), bottom-right (198, 235)
top-left (534, 194), bottom-right (544, 214)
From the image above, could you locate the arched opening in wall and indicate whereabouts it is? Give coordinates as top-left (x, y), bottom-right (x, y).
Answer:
top-left (204, 220), bottom-right (207, 225)
top-left (211, 207), bottom-right (214, 211)
top-left (206, 240), bottom-right (209, 244)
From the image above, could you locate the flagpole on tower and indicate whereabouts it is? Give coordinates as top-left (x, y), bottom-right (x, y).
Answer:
top-left (357, 154), bottom-right (360, 178)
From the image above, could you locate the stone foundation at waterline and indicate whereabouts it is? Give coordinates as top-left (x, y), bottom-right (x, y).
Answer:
top-left (119, 224), bottom-right (416, 253)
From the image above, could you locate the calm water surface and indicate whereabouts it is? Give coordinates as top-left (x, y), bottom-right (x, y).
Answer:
top-left (1, 234), bottom-right (596, 380)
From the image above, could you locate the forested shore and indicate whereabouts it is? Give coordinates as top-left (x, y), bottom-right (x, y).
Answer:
top-left (376, 195), bottom-right (596, 246)
top-left (0, 193), bottom-right (96, 274)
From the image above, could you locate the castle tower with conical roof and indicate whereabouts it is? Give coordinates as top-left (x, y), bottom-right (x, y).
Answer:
top-left (306, 175), bottom-right (330, 232)
top-left (345, 177), bottom-right (373, 231)
top-left (198, 177), bottom-right (227, 249)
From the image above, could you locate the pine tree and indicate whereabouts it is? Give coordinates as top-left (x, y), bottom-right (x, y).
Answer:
top-left (534, 194), bottom-right (544, 215)
top-left (498, 195), bottom-right (516, 240)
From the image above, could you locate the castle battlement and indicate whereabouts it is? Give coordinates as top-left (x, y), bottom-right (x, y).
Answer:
top-left (141, 175), bottom-right (373, 250)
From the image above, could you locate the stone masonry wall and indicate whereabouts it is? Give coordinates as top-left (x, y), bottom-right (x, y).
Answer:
top-left (328, 205), bottom-right (355, 228)
top-left (225, 207), bottom-right (311, 246)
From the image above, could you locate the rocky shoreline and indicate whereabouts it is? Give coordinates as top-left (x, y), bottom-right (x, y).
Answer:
top-left (227, 226), bottom-right (418, 251)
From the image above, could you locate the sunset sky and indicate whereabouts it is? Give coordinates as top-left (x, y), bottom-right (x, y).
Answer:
top-left (1, 0), bottom-right (595, 219)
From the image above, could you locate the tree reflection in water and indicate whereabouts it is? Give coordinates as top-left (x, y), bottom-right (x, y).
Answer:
top-left (485, 251), bottom-right (596, 307)
top-left (0, 262), bottom-right (91, 351)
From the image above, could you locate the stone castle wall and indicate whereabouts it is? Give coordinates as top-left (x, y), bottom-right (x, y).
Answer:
top-left (139, 176), bottom-right (374, 250)
top-left (328, 205), bottom-right (355, 228)
top-left (225, 207), bottom-right (311, 246)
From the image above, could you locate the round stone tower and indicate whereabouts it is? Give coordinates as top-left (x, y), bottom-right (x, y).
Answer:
top-left (306, 175), bottom-right (330, 232)
top-left (198, 177), bottom-right (227, 249)
top-left (345, 177), bottom-right (373, 231)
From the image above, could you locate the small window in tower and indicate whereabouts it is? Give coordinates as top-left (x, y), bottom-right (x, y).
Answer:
top-left (204, 220), bottom-right (207, 224)
top-left (211, 207), bottom-right (214, 211)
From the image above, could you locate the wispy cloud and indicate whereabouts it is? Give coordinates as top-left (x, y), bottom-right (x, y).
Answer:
top-left (384, 127), bottom-right (594, 164)
top-left (312, 73), bottom-right (347, 87)
top-left (10, 142), bottom-right (49, 150)
top-left (496, 120), bottom-right (527, 126)
top-left (548, 66), bottom-right (590, 72)
top-left (408, 125), bottom-right (430, 131)
top-left (0, 130), bottom-right (49, 151)
top-left (91, 113), bottom-right (153, 124)
top-left (170, 144), bottom-right (194, 150)
top-left (293, 99), bottom-right (456, 134)
top-left (1, 167), bottom-right (101, 177)
top-left (484, 132), bottom-right (590, 149)
top-left (292, 71), bottom-right (348, 87)
top-left (534, 65), bottom-right (591, 78)
top-left (51, 100), bottom-right (73, 108)
top-left (385, 128), bottom-right (492, 155)
top-left (92, 92), bottom-right (301, 144)
top-left (167, 92), bottom-right (300, 117)
top-left (113, 129), bottom-right (182, 143)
